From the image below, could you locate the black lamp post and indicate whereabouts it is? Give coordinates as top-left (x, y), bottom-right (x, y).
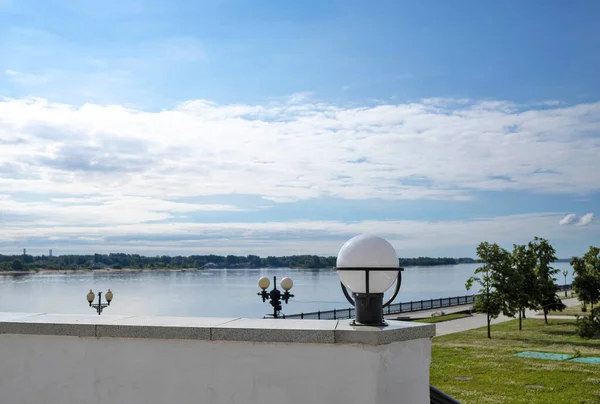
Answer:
top-left (562, 269), bottom-right (569, 297)
top-left (87, 289), bottom-right (113, 315)
top-left (336, 234), bottom-right (403, 327)
top-left (257, 276), bottom-right (294, 318)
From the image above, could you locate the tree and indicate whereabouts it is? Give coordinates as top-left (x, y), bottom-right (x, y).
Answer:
top-left (11, 259), bottom-right (24, 271)
top-left (226, 255), bottom-right (239, 266)
top-left (308, 255), bottom-right (323, 269)
top-left (571, 246), bottom-right (600, 338)
top-left (466, 242), bottom-right (513, 338)
top-left (571, 246), bottom-right (600, 316)
top-left (510, 244), bottom-right (537, 330)
top-left (529, 237), bottom-right (565, 324)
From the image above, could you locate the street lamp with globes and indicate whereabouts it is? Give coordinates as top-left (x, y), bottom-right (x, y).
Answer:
top-left (336, 234), bottom-right (403, 326)
top-left (257, 276), bottom-right (294, 319)
top-left (87, 289), bottom-right (114, 315)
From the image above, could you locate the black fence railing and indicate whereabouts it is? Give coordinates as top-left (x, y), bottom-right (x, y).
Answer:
top-left (284, 294), bottom-right (476, 320)
top-left (557, 284), bottom-right (573, 292)
top-left (283, 284), bottom-right (574, 320)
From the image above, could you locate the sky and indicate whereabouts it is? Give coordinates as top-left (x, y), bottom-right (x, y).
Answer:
top-left (0, 0), bottom-right (599, 258)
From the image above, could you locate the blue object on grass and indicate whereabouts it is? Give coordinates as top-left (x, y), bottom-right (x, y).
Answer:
top-left (514, 351), bottom-right (573, 361)
top-left (570, 357), bottom-right (600, 364)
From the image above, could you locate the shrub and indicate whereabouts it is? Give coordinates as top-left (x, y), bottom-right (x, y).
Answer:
top-left (576, 308), bottom-right (600, 339)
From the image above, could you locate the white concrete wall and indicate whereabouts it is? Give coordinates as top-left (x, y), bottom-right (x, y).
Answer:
top-left (0, 334), bottom-right (431, 404)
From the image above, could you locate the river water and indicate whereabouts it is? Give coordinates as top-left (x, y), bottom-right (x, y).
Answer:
top-left (0, 262), bottom-right (574, 318)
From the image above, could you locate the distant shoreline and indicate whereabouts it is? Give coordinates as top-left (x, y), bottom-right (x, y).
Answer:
top-left (0, 262), bottom-right (482, 275)
top-left (0, 268), bottom-right (202, 275)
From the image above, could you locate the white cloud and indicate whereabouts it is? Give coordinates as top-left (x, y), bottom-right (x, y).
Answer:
top-left (0, 194), bottom-right (248, 226)
top-left (559, 213), bottom-right (577, 225)
top-left (0, 212), bottom-right (595, 257)
top-left (1, 97), bottom-right (599, 203)
top-left (577, 213), bottom-right (595, 226)
top-left (1, 96), bottom-right (600, 254)
top-left (559, 212), bottom-right (595, 226)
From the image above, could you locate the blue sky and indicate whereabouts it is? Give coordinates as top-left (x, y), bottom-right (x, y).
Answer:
top-left (0, 0), bottom-right (599, 258)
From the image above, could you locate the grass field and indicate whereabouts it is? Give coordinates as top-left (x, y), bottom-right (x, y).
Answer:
top-left (547, 305), bottom-right (588, 317)
top-left (431, 318), bottom-right (600, 404)
top-left (415, 313), bottom-right (471, 323)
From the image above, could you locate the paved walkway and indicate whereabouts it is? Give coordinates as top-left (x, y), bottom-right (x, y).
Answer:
top-left (385, 303), bottom-right (473, 321)
top-left (434, 298), bottom-right (580, 336)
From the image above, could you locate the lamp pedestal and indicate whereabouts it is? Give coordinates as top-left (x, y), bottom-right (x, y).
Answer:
top-left (353, 293), bottom-right (385, 326)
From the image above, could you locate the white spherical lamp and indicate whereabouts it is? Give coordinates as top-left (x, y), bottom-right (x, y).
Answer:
top-left (258, 277), bottom-right (270, 290)
top-left (280, 277), bottom-right (293, 291)
top-left (337, 234), bottom-right (399, 293)
top-left (336, 234), bottom-right (401, 326)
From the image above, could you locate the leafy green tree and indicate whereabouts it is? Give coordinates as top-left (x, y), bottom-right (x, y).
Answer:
top-left (571, 247), bottom-right (600, 338)
top-left (466, 242), bottom-right (513, 338)
top-left (11, 259), bottom-right (24, 271)
top-left (571, 246), bottom-right (600, 316)
top-left (510, 244), bottom-right (537, 330)
top-left (529, 237), bottom-right (565, 324)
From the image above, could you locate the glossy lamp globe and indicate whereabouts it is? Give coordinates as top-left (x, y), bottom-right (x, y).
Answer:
top-left (280, 277), bottom-right (293, 291)
top-left (336, 234), bottom-right (399, 294)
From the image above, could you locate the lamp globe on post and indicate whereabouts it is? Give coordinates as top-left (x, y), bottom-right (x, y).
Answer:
top-left (87, 289), bottom-right (95, 306)
top-left (258, 277), bottom-right (270, 291)
top-left (105, 289), bottom-right (113, 305)
top-left (336, 234), bottom-right (403, 327)
top-left (280, 277), bottom-right (293, 291)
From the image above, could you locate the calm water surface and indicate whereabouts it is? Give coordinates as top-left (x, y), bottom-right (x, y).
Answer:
top-left (0, 263), bottom-right (574, 318)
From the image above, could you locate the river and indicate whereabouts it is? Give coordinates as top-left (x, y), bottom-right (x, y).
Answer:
top-left (0, 262), bottom-right (574, 318)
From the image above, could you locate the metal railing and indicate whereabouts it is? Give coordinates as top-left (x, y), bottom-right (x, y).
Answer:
top-left (283, 294), bottom-right (477, 320)
top-left (283, 284), bottom-right (573, 320)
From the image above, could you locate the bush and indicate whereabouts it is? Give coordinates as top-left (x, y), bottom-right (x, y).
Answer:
top-left (112, 264), bottom-right (123, 269)
top-left (576, 308), bottom-right (600, 339)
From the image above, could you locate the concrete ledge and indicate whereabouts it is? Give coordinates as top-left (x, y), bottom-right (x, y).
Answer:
top-left (335, 320), bottom-right (435, 345)
top-left (211, 318), bottom-right (338, 344)
top-left (0, 312), bottom-right (435, 345)
top-left (97, 316), bottom-right (238, 340)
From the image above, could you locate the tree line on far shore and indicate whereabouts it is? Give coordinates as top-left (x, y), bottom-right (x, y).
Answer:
top-left (0, 253), bottom-right (476, 272)
top-left (467, 237), bottom-right (600, 339)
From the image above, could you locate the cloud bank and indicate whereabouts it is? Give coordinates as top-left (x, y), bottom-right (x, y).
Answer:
top-left (1, 96), bottom-right (600, 255)
top-left (1, 212), bottom-right (596, 257)
top-left (1, 97), bottom-right (599, 201)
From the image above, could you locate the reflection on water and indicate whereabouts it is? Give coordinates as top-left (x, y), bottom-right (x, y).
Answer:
top-left (0, 262), bottom-right (573, 318)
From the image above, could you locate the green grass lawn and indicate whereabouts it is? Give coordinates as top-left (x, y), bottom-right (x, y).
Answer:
top-left (431, 318), bottom-right (600, 404)
top-left (415, 313), bottom-right (471, 323)
top-left (547, 305), bottom-right (588, 317)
